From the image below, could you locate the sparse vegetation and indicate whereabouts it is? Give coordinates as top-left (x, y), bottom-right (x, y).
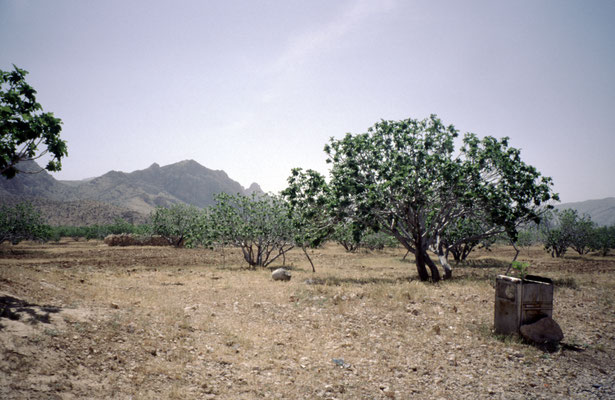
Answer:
top-left (0, 241), bottom-right (613, 399)
top-left (49, 218), bottom-right (149, 241)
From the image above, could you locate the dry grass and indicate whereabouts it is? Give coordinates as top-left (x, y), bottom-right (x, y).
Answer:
top-left (1, 241), bottom-right (614, 399)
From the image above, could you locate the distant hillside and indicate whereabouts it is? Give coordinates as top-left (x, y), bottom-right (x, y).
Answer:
top-left (555, 197), bottom-right (615, 226)
top-left (0, 195), bottom-right (148, 226)
top-left (0, 160), bottom-right (78, 201)
top-left (0, 160), bottom-right (263, 225)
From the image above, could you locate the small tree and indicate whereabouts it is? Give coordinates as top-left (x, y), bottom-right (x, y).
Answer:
top-left (150, 203), bottom-right (201, 247)
top-left (541, 209), bottom-right (595, 257)
top-left (208, 193), bottom-right (295, 268)
top-left (1, 65), bottom-right (67, 178)
top-left (565, 211), bottom-right (595, 255)
top-left (0, 202), bottom-right (50, 244)
top-left (544, 228), bottom-right (569, 258)
top-left (591, 225), bottom-right (615, 256)
top-left (440, 216), bottom-right (489, 262)
top-left (283, 168), bottom-right (336, 272)
top-left (361, 230), bottom-right (398, 251)
top-left (331, 220), bottom-right (364, 252)
top-left (515, 229), bottom-right (536, 254)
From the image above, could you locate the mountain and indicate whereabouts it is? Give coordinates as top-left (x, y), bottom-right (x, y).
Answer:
top-left (555, 197), bottom-right (615, 226)
top-left (0, 160), bottom-right (263, 225)
top-left (0, 195), bottom-right (148, 226)
top-left (0, 160), bottom-right (78, 201)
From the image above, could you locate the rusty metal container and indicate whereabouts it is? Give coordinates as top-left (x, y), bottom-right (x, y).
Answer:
top-left (494, 274), bottom-right (553, 335)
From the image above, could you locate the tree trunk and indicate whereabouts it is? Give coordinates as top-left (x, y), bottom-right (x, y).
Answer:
top-left (437, 249), bottom-right (452, 280)
top-left (414, 248), bottom-right (431, 281)
top-left (302, 246), bottom-right (316, 273)
top-left (423, 251), bottom-right (441, 283)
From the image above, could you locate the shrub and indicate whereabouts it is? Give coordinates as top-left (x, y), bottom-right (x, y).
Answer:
top-left (0, 202), bottom-right (51, 244)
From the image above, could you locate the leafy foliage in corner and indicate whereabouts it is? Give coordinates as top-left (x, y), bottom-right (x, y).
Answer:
top-left (0, 202), bottom-right (51, 244)
top-left (1, 65), bottom-right (67, 179)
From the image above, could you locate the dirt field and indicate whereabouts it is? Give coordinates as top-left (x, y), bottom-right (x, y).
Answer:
top-left (1, 240), bottom-right (614, 399)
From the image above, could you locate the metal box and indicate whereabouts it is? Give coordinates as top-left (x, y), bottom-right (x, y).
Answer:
top-left (494, 274), bottom-right (553, 335)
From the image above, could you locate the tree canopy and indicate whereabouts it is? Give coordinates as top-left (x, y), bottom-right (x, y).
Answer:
top-left (207, 193), bottom-right (296, 268)
top-left (287, 115), bottom-right (558, 282)
top-left (150, 203), bottom-right (201, 247)
top-left (1, 65), bottom-right (67, 179)
top-left (0, 202), bottom-right (50, 244)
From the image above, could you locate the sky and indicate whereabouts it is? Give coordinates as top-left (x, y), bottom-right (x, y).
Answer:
top-left (1, 0), bottom-right (614, 203)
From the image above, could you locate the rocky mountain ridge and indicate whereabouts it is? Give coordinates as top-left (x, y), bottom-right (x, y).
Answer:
top-left (555, 197), bottom-right (615, 226)
top-left (0, 160), bottom-right (263, 225)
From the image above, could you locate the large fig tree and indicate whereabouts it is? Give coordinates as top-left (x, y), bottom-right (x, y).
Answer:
top-left (290, 115), bottom-right (557, 282)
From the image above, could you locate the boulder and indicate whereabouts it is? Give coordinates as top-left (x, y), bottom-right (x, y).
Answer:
top-left (272, 268), bottom-right (291, 281)
top-left (520, 316), bottom-right (564, 344)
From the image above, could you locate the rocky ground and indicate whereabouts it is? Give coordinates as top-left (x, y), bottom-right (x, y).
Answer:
top-left (0, 240), bottom-right (614, 399)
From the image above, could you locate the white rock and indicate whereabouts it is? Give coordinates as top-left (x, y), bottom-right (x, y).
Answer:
top-left (271, 268), bottom-right (291, 281)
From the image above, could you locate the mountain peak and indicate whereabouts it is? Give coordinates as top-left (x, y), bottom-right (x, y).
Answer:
top-left (176, 159), bottom-right (200, 167)
top-left (0, 160), bottom-right (265, 221)
top-left (246, 182), bottom-right (264, 195)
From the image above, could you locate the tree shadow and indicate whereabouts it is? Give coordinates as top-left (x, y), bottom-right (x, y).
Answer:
top-left (526, 339), bottom-right (586, 354)
top-left (304, 276), bottom-right (415, 286)
top-left (453, 258), bottom-right (510, 270)
top-left (446, 271), bottom-right (500, 284)
top-left (0, 248), bottom-right (47, 259)
top-left (0, 296), bottom-right (61, 330)
top-left (559, 342), bottom-right (587, 353)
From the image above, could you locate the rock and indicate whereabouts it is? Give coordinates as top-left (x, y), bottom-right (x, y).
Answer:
top-left (332, 358), bottom-right (351, 368)
top-left (520, 316), bottom-right (564, 344)
top-left (271, 268), bottom-right (291, 281)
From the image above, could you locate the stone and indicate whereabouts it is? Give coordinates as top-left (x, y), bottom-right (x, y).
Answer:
top-left (271, 268), bottom-right (291, 281)
top-left (520, 316), bottom-right (564, 344)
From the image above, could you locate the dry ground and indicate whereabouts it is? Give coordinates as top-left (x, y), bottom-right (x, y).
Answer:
top-left (0, 240), bottom-right (614, 399)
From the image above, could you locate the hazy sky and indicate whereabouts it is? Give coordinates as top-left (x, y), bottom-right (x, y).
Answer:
top-left (1, 0), bottom-right (614, 202)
